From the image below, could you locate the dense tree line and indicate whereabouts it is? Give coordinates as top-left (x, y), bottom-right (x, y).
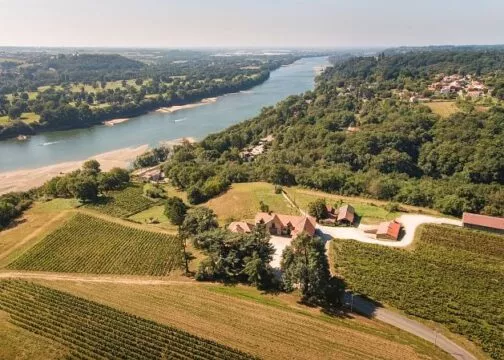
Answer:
top-left (160, 50), bottom-right (504, 217)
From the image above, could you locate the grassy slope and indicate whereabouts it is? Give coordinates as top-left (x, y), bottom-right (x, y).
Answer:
top-left (37, 280), bottom-right (452, 360)
top-left (425, 101), bottom-right (460, 118)
top-left (0, 200), bottom-right (78, 268)
top-left (204, 182), bottom-right (299, 225)
top-left (332, 224), bottom-right (504, 359)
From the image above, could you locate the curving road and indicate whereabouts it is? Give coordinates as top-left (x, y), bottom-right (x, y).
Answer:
top-left (318, 214), bottom-right (462, 248)
top-left (348, 295), bottom-right (476, 360)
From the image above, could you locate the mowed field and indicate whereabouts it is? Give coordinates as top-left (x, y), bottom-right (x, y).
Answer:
top-left (8, 213), bottom-right (181, 276)
top-left (204, 182), bottom-right (299, 224)
top-left (332, 224), bottom-right (504, 359)
top-left (0, 280), bottom-right (254, 360)
top-left (35, 280), bottom-right (452, 360)
top-left (425, 101), bottom-right (460, 118)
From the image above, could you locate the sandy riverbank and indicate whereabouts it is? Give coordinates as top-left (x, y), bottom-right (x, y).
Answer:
top-left (156, 97), bottom-right (218, 113)
top-left (0, 145), bottom-right (149, 195)
top-left (103, 118), bottom-right (129, 126)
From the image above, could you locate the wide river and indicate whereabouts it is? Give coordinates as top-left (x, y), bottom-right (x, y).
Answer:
top-left (0, 56), bottom-right (329, 172)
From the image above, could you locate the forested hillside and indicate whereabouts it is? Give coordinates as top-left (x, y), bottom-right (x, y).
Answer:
top-left (163, 50), bottom-right (504, 216)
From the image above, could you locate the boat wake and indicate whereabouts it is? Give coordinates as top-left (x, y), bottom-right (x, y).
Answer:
top-left (39, 141), bottom-right (62, 146)
top-left (174, 118), bottom-right (187, 123)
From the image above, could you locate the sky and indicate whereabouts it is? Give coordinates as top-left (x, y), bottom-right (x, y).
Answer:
top-left (1, 0), bottom-right (503, 48)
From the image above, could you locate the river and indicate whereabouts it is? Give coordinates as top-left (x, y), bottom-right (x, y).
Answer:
top-left (0, 57), bottom-right (329, 172)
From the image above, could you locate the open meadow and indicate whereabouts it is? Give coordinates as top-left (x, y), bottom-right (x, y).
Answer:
top-left (204, 182), bottom-right (299, 224)
top-left (425, 101), bottom-right (460, 118)
top-left (34, 279), bottom-right (452, 360)
top-left (8, 213), bottom-right (181, 276)
top-left (332, 224), bottom-right (504, 359)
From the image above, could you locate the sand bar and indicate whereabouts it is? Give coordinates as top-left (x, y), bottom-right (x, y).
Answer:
top-left (156, 97), bottom-right (217, 113)
top-left (0, 144), bottom-right (149, 195)
top-left (103, 118), bottom-right (129, 126)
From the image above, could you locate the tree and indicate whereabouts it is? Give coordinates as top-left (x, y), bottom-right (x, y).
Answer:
top-left (164, 197), bottom-right (190, 273)
top-left (307, 198), bottom-right (328, 220)
top-left (69, 177), bottom-right (99, 203)
top-left (281, 233), bottom-right (331, 305)
top-left (269, 165), bottom-right (296, 186)
top-left (82, 160), bottom-right (101, 176)
top-left (259, 201), bottom-right (269, 213)
top-left (8, 106), bottom-right (22, 120)
top-left (181, 207), bottom-right (218, 236)
top-left (164, 197), bottom-right (187, 226)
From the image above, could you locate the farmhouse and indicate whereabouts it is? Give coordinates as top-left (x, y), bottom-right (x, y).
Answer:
top-left (375, 220), bottom-right (402, 241)
top-left (462, 212), bottom-right (504, 234)
top-left (254, 212), bottom-right (316, 238)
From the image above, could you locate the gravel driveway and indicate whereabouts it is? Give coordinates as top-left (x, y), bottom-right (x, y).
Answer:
top-left (317, 214), bottom-right (462, 248)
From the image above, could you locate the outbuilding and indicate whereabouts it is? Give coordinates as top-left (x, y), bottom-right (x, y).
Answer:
top-left (462, 213), bottom-right (504, 234)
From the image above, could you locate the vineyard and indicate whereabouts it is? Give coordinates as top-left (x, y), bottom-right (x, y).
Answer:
top-left (86, 185), bottom-right (157, 217)
top-left (8, 213), bottom-right (181, 276)
top-left (332, 224), bottom-right (504, 359)
top-left (0, 280), bottom-right (256, 360)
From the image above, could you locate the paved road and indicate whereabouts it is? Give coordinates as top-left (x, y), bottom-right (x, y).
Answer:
top-left (347, 294), bottom-right (476, 360)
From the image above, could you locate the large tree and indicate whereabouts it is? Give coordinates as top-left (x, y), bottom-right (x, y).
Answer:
top-left (281, 233), bottom-right (331, 305)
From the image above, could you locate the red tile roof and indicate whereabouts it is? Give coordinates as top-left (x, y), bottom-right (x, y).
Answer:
top-left (228, 221), bottom-right (254, 233)
top-left (255, 212), bottom-right (316, 237)
top-left (462, 213), bottom-right (504, 230)
top-left (377, 220), bottom-right (402, 240)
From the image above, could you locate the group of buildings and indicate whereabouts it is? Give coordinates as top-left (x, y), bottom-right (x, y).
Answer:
top-left (229, 203), bottom-right (405, 241)
top-left (428, 74), bottom-right (488, 98)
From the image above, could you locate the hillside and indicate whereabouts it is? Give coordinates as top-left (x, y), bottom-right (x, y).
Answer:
top-left (158, 49), bottom-right (504, 218)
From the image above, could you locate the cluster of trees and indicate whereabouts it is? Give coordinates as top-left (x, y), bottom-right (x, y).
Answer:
top-left (163, 196), bottom-right (344, 305)
top-left (0, 192), bottom-right (32, 230)
top-left (133, 146), bottom-right (170, 168)
top-left (282, 233), bottom-right (344, 306)
top-left (159, 49), bottom-right (504, 217)
top-left (42, 160), bottom-right (130, 202)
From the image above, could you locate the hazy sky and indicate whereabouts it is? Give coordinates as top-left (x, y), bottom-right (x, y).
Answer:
top-left (1, 0), bottom-right (503, 48)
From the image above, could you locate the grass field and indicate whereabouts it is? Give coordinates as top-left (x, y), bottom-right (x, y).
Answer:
top-left (285, 187), bottom-right (406, 224)
top-left (332, 224), bottom-right (504, 359)
top-left (8, 213), bottom-right (181, 276)
top-left (37, 280), bottom-right (452, 360)
top-left (86, 184), bottom-right (157, 218)
top-left (0, 112), bottom-right (40, 125)
top-left (204, 182), bottom-right (298, 224)
top-left (425, 101), bottom-right (460, 118)
top-left (0, 280), bottom-right (254, 360)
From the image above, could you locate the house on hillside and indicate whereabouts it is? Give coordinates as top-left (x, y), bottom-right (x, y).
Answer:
top-left (373, 220), bottom-right (402, 241)
top-left (462, 213), bottom-right (504, 234)
top-left (253, 212), bottom-right (316, 238)
top-left (228, 221), bottom-right (254, 234)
